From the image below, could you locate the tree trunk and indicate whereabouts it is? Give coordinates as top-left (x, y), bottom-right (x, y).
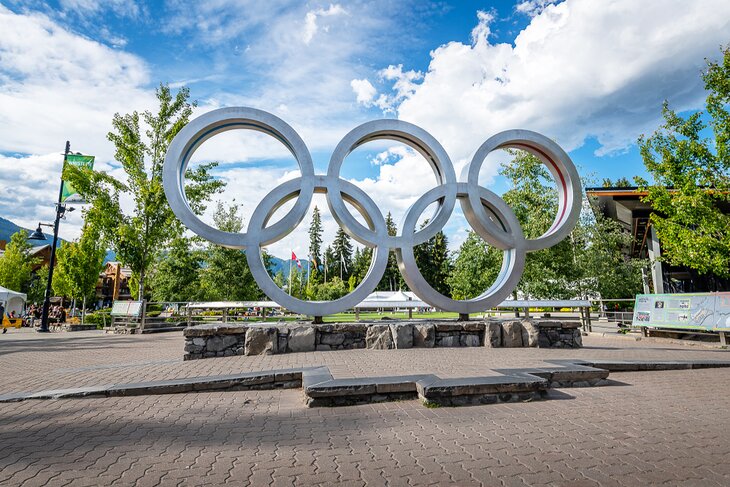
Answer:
top-left (138, 269), bottom-right (145, 301)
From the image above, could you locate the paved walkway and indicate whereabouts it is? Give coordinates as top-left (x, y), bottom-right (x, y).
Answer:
top-left (0, 328), bottom-right (728, 486)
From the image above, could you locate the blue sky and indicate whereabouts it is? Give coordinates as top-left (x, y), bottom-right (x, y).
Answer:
top-left (0, 0), bottom-right (729, 257)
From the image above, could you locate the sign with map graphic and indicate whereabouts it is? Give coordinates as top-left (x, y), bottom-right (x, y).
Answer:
top-left (632, 293), bottom-right (730, 331)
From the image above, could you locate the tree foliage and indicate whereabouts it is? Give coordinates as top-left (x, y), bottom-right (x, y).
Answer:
top-left (308, 206), bottom-right (323, 283)
top-left (0, 231), bottom-right (39, 293)
top-left (64, 85), bottom-right (223, 300)
top-left (377, 212), bottom-right (405, 291)
top-left (332, 227), bottom-right (353, 281)
top-left (149, 236), bottom-right (204, 302)
top-left (637, 47), bottom-right (730, 277)
top-left (414, 221), bottom-right (452, 296)
top-left (52, 224), bottom-right (106, 303)
top-left (199, 202), bottom-right (262, 301)
top-left (449, 150), bottom-right (644, 301)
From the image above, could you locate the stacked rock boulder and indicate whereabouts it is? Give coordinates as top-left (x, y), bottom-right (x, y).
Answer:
top-left (183, 318), bottom-right (583, 359)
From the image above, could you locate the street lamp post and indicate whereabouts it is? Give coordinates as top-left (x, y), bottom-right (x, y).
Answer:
top-left (28, 141), bottom-right (73, 333)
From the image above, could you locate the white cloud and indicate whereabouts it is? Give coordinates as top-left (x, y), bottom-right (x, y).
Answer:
top-left (350, 78), bottom-right (376, 105)
top-left (0, 5), bottom-right (155, 158)
top-left (352, 65), bottom-right (424, 113)
top-left (303, 4), bottom-right (346, 45)
top-left (515, 0), bottom-right (558, 18)
top-left (58, 0), bottom-right (143, 19)
top-left (163, 1), bottom-right (403, 152)
top-left (0, 5), bottom-right (156, 241)
top-left (362, 0), bottom-right (730, 165)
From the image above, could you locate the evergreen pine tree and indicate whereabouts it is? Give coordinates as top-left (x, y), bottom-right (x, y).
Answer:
top-left (308, 206), bottom-right (323, 282)
top-left (332, 228), bottom-right (353, 281)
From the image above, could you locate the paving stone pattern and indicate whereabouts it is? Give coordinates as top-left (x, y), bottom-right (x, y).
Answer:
top-left (0, 369), bottom-right (728, 486)
top-left (0, 329), bottom-right (727, 397)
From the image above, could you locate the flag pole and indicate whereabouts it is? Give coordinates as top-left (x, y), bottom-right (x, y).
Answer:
top-left (288, 251), bottom-right (293, 296)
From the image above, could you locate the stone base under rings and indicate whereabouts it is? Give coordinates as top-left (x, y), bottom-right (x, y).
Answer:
top-left (183, 319), bottom-right (583, 360)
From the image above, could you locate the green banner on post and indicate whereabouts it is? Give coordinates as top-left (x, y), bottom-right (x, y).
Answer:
top-left (61, 154), bottom-right (95, 202)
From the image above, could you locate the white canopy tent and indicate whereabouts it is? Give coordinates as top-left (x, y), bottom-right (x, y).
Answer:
top-left (0, 285), bottom-right (26, 315)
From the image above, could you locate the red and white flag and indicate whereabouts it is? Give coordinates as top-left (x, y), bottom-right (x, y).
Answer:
top-left (291, 251), bottom-right (302, 269)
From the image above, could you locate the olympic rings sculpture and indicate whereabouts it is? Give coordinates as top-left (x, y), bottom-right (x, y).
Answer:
top-left (163, 107), bottom-right (582, 317)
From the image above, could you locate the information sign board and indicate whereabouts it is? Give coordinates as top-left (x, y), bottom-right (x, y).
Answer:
top-left (632, 293), bottom-right (730, 331)
top-left (110, 300), bottom-right (143, 317)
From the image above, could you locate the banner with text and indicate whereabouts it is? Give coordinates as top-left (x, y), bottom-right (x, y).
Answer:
top-left (61, 154), bottom-right (95, 202)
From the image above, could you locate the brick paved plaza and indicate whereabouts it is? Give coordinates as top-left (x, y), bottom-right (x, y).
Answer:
top-left (1, 329), bottom-right (728, 486)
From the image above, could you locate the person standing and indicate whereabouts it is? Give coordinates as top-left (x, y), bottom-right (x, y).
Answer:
top-left (1, 302), bottom-right (6, 334)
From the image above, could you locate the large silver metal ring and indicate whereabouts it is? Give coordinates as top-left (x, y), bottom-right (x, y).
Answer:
top-left (396, 184), bottom-right (526, 314)
top-left (163, 106), bottom-right (315, 249)
top-left (246, 178), bottom-right (389, 317)
top-left (462, 130), bottom-right (581, 251)
top-left (327, 119), bottom-right (457, 249)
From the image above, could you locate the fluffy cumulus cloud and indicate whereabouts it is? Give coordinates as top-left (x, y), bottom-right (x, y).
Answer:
top-left (0, 5), bottom-right (154, 158)
top-left (163, 1), bottom-right (403, 154)
top-left (0, 5), bottom-right (156, 240)
top-left (357, 0), bottom-right (730, 165)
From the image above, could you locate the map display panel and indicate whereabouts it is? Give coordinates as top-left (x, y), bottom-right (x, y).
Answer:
top-left (633, 293), bottom-right (730, 331)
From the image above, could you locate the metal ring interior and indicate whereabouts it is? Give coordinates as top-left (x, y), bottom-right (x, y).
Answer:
top-left (463, 130), bottom-right (581, 253)
top-left (327, 119), bottom-right (457, 249)
top-left (397, 187), bottom-right (526, 314)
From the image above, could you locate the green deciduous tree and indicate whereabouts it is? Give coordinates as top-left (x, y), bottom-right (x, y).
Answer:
top-left (637, 47), bottom-right (730, 278)
top-left (52, 224), bottom-right (106, 304)
top-left (200, 202), bottom-right (260, 301)
top-left (448, 150), bottom-right (644, 301)
top-left (501, 150), bottom-right (579, 299)
top-left (149, 236), bottom-right (204, 302)
top-left (448, 231), bottom-right (502, 300)
top-left (64, 85), bottom-right (223, 300)
top-left (0, 231), bottom-right (39, 293)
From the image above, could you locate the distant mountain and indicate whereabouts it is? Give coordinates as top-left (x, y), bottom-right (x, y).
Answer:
top-left (0, 215), bottom-right (304, 276)
top-left (0, 216), bottom-right (58, 246)
top-left (265, 255), bottom-right (311, 277)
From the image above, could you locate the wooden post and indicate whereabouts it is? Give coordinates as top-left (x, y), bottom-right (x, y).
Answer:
top-left (579, 307), bottom-right (586, 331)
top-left (720, 331), bottom-right (727, 347)
top-left (187, 304), bottom-right (192, 327)
top-left (408, 308), bottom-right (412, 320)
top-left (586, 306), bottom-right (593, 332)
top-left (355, 308), bottom-right (360, 321)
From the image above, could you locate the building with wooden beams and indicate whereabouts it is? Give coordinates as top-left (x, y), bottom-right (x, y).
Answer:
top-left (586, 186), bottom-right (729, 293)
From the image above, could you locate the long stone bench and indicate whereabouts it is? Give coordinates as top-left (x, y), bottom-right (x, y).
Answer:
top-left (183, 319), bottom-right (583, 360)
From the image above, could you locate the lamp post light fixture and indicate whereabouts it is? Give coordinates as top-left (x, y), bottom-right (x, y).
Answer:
top-left (28, 206), bottom-right (74, 332)
top-left (27, 140), bottom-right (76, 333)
